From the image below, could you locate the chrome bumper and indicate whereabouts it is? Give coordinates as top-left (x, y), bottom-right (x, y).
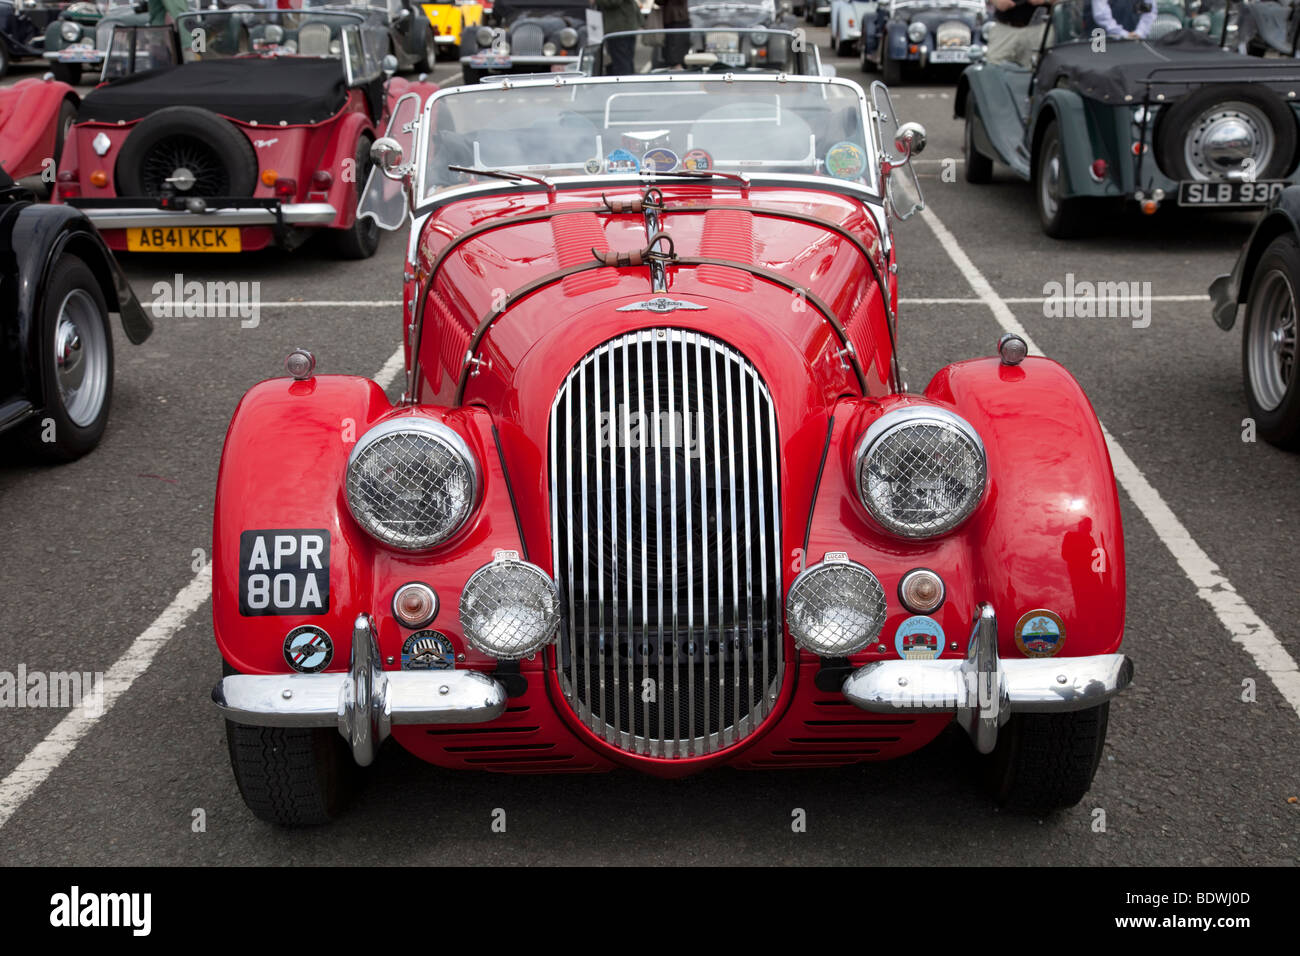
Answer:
top-left (81, 203), bottom-right (337, 230)
top-left (212, 614), bottom-right (508, 766)
top-left (842, 604), bottom-right (1133, 753)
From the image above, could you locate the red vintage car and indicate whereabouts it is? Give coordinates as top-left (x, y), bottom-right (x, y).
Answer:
top-left (50, 11), bottom-right (437, 257)
top-left (0, 76), bottom-right (79, 184)
top-left (210, 73), bottom-right (1133, 824)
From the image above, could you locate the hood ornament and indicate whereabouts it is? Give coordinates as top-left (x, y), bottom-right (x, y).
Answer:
top-left (616, 297), bottom-right (707, 314)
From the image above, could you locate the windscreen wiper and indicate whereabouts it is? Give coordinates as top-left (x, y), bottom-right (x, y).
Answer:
top-left (643, 169), bottom-right (751, 190)
top-left (447, 165), bottom-right (556, 197)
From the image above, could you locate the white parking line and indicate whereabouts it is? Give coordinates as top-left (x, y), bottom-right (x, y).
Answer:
top-left (920, 206), bottom-right (1300, 719)
top-left (902, 295), bottom-right (1209, 305)
top-left (0, 344), bottom-right (408, 832)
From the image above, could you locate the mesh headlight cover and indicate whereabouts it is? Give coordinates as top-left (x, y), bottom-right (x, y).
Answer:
top-left (459, 555), bottom-right (561, 659)
top-left (346, 419), bottom-right (477, 550)
top-left (786, 556), bottom-right (887, 656)
top-left (857, 408), bottom-right (986, 538)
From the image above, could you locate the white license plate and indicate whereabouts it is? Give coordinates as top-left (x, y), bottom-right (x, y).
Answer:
top-left (1178, 180), bottom-right (1285, 206)
top-left (930, 49), bottom-right (969, 63)
top-left (469, 53), bottom-right (511, 68)
top-left (718, 51), bottom-right (745, 66)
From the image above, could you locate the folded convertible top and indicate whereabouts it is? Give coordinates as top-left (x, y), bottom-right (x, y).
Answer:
top-left (1038, 34), bottom-right (1300, 105)
top-left (78, 57), bottom-right (349, 125)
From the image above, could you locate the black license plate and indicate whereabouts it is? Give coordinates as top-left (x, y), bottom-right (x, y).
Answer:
top-left (239, 529), bottom-right (330, 616)
top-left (1178, 180), bottom-right (1286, 207)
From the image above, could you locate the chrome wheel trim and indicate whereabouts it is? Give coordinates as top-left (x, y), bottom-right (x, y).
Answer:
top-left (1249, 268), bottom-right (1297, 412)
top-left (53, 287), bottom-right (109, 428)
top-left (1040, 135), bottom-right (1061, 220)
top-left (1184, 101), bottom-right (1275, 181)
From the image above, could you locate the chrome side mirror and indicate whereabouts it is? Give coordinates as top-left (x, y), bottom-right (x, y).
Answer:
top-left (381, 53), bottom-right (398, 78)
top-left (371, 136), bottom-right (406, 181)
top-left (894, 121), bottom-right (927, 159)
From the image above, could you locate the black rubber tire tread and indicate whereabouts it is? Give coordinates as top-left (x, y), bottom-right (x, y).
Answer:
top-left (986, 703), bottom-right (1110, 814)
top-left (18, 255), bottom-right (113, 463)
top-left (881, 48), bottom-right (902, 86)
top-left (51, 61), bottom-right (82, 85)
top-left (114, 106), bottom-right (258, 198)
top-left (54, 98), bottom-right (77, 173)
top-left (1155, 83), bottom-right (1298, 182)
top-left (0, 40), bottom-right (10, 81)
top-left (332, 135), bottom-right (381, 260)
top-left (964, 111), bottom-right (994, 184)
top-left (225, 721), bottom-right (358, 826)
top-left (1242, 233), bottom-right (1300, 448)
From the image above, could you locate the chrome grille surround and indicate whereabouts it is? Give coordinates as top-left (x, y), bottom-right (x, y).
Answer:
top-left (549, 329), bottom-right (783, 758)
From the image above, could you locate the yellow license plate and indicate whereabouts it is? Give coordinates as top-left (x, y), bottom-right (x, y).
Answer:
top-left (126, 226), bottom-right (241, 252)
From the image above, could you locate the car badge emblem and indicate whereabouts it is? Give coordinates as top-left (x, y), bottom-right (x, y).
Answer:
top-left (283, 625), bottom-right (333, 673)
top-left (895, 615), bottom-right (944, 660)
top-left (1014, 609), bottom-right (1066, 658)
top-left (92, 132), bottom-right (111, 157)
top-left (616, 297), bottom-right (707, 314)
top-left (401, 630), bottom-right (455, 670)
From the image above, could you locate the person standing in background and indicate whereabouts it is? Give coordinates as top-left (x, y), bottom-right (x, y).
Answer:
top-left (660, 0), bottom-right (690, 67)
top-left (987, 0), bottom-right (1052, 69)
top-left (592, 0), bottom-right (644, 74)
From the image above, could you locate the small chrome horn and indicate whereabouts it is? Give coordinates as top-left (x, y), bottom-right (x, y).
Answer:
top-left (894, 121), bottom-right (927, 159)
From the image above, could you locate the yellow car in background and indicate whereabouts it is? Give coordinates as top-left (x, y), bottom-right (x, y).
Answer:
top-left (422, 0), bottom-right (484, 59)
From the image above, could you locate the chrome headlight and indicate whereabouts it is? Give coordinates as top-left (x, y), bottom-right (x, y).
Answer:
top-left (558, 26), bottom-right (578, 48)
top-left (460, 553), bottom-right (561, 659)
top-left (264, 23), bottom-right (285, 44)
top-left (61, 21), bottom-right (82, 42)
top-left (477, 26), bottom-right (494, 47)
top-left (543, 40), bottom-right (558, 56)
top-left (345, 418), bottom-right (478, 551)
top-left (750, 30), bottom-right (768, 46)
top-left (786, 554), bottom-right (887, 656)
top-left (856, 407), bottom-right (986, 539)
top-left (907, 21), bottom-right (927, 43)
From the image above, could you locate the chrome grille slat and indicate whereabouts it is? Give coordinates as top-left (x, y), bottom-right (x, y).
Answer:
top-left (551, 330), bottom-right (782, 758)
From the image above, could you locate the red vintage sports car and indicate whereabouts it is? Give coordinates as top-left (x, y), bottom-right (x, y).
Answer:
top-left (0, 75), bottom-right (79, 183)
top-left (210, 73), bottom-right (1133, 824)
top-left (50, 10), bottom-right (437, 257)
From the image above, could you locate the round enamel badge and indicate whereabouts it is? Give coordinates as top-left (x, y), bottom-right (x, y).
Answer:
top-left (1014, 610), bottom-right (1066, 658)
top-left (825, 140), bottom-right (867, 180)
top-left (401, 630), bottom-right (455, 670)
top-left (682, 148), bottom-right (713, 172)
top-left (895, 615), bottom-right (944, 660)
top-left (642, 147), bottom-right (679, 173)
top-left (283, 625), bottom-right (333, 673)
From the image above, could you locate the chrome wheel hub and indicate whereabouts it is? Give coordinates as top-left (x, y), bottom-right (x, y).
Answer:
top-left (1248, 269), bottom-right (1298, 412)
top-left (53, 288), bottom-right (108, 428)
top-left (1185, 102), bottom-right (1274, 181)
top-left (166, 166), bottom-right (196, 191)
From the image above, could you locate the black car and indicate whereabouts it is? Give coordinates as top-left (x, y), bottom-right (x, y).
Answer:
top-left (1210, 186), bottom-right (1300, 448)
top-left (460, 0), bottom-right (585, 83)
top-left (0, 0), bottom-right (47, 78)
top-left (0, 168), bottom-right (151, 461)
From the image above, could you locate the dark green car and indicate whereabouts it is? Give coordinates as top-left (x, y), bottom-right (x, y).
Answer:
top-left (956, 0), bottom-right (1300, 237)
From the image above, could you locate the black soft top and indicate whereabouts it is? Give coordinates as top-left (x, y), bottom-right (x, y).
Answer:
top-left (78, 58), bottom-right (349, 125)
top-left (1037, 33), bottom-right (1300, 105)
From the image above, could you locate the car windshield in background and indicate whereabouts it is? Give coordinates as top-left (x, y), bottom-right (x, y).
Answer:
top-left (584, 29), bottom-right (811, 75)
top-left (420, 77), bottom-right (873, 199)
top-left (1047, 0), bottom-right (1231, 46)
top-left (174, 10), bottom-right (365, 59)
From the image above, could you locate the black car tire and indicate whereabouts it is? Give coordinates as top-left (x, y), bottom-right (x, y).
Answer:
top-left (983, 704), bottom-right (1110, 814)
top-left (51, 61), bottom-right (83, 85)
top-left (1035, 120), bottom-right (1085, 238)
top-left (115, 106), bottom-right (258, 198)
top-left (860, 37), bottom-right (878, 73)
top-left (836, 38), bottom-right (856, 57)
top-left (964, 110), bottom-right (993, 184)
top-left (0, 40), bottom-right (10, 81)
top-left (1155, 84), bottom-right (1298, 182)
top-left (226, 721), bottom-right (360, 826)
top-left (19, 255), bottom-right (114, 463)
top-left (881, 45), bottom-right (902, 86)
top-left (54, 98), bottom-right (77, 170)
top-left (332, 136), bottom-right (381, 260)
top-left (1241, 233), bottom-right (1300, 448)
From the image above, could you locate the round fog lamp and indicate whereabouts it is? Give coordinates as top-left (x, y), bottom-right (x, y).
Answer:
top-left (459, 554), bottom-right (560, 659)
top-left (393, 582), bottom-right (438, 628)
top-left (477, 26), bottom-right (494, 47)
top-left (61, 21), bottom-right (81, 42)
top-left (899, 568), bottom-right (945, 614)
top-left (543, 41), bottom-right (558, 56)
top-left (786, 555), bottom-right (887, 656)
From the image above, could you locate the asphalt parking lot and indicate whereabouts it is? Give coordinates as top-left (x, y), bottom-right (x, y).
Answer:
top-left (0, 33), bottom-right (1297, 866)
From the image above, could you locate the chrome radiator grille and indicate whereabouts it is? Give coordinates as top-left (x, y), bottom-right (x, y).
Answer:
top-left (549, 329), bottom-right (783, 758)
